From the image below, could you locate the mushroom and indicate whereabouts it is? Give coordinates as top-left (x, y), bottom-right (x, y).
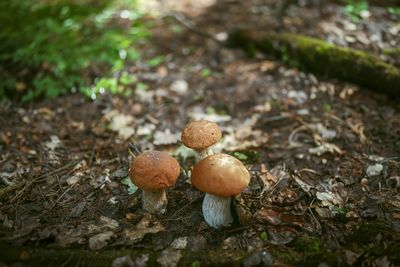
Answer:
top-left (129, 151), bottom-right (180, 214)
top-left (190, 153), bottom-right (250, 228)
top-left (181, 120), bottom-right (222, 161)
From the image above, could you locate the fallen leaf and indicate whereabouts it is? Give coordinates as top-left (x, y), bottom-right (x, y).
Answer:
top-left (291, 173), bottom-right (314, 194)
top-left (89, 231), bottom-right (114, 251)
top-left (315, 207), bottom-right (333, 218)
top-left (121, 177), bottom-right (138, 195)
top-left (105, 109), bottom-right (135, 140)
top-left (172, 145), bottom-right (197, 161)
top-left (267, 226), bottom-right (297, 245)
top-left (111, 256), bottom-right (134, 267)
top-left (37, 107), bottom-right (55, 120)
top-left (157, 249), bottom-right (182, 267)
top-left (45, 135), bottom-right (62, 151)
top-left (309, 142), bottom-right (343, 155)
top-left (136, 123), bottom-right (156, 136)
top-left (366, 164), bottom-right (383, 177)
top-left (189, 107), bottom-right (231, 122)
top-left (309, 123), bottom-right (336, 141)
top-left (99, 216), bottom-right (119, 229)
top-left (123, 215), bottom-right (165, 243)
top-left (153, 129), bottom-right (181, 145)
top-left (256, 209), bottom-right (282, 225)
top-left (346, 119), bottom-right (367, 144)
top-left (170, 237), bottom-right (188, 250)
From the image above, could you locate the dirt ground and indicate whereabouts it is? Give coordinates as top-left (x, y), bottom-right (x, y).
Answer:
top-left (1, 0), bottom-right (399, 266)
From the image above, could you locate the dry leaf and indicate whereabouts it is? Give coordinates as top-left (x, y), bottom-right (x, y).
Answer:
top-left (153, 129), bottom-right (181, 145)
top-left (346, 119), bottom-right (367, 144)
top-left (89, 231), bottom-right (114, 251)
top-left (157, 249), bottom-right (182, 267)
top-left (123, 215), bottom-right (165, 243)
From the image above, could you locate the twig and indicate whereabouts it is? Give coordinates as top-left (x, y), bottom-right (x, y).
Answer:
top-left (308, 198), bottom-right (322, 234)
top-left (163, 11), bottom-right (223, 44)
top-left (1, 175), bottom-right (15, 186)
top-left (225, 225), bottom-right (253, 233)
top-left (166, 195), bottom-right (203, 219)
top-left (128, 143), bottom-right (141, 157)
top-left (0, 181), bottom-right (25, 199)
top-left (10, 159), bottom-right (80, 203)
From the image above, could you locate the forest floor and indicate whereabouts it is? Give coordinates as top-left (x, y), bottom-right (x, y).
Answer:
top-left (1, 0), bottom-right (400, 266)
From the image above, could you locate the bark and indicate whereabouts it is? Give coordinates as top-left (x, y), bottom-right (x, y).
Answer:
top-left (227, 29), bottom-right (400, 96)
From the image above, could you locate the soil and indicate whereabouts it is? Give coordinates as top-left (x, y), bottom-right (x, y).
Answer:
top-left (1, 0), bottom-right (399, 266)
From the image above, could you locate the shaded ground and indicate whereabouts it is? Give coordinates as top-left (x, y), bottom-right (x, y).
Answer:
top-left (1, 0), bottom-right (400, 266)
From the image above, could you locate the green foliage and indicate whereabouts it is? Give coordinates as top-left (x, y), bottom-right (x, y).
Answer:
top-left (121, 176), bottom-right (138, 195)
top-left (323, 103), bottom-right (332, 113)
top-left (200, 68), bottom-right (212, 78)
top-left (260, 231), bottom-right (268, 241)
top-left (388, 7), bottom-right (400, 20)
top-left (172, 145), bottom-right (197, 162)
top-left (81, 72), bottom-right (136, 99)
top-left (0, 0), bottom-right (148, 101)
top-left (147, 55), bottom-right (165, 68)
top-left (343, 0), bottom-right (369, 22)
top-left (231, 150), bottom-right (261, 164)
top-left (190, 260), bottom-right (201, 267)
top-left (292, 235), bottom-right (321, 254)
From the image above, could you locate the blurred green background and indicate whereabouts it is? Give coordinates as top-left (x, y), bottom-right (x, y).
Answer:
top-left (0, 0), bottom-right (148, 101)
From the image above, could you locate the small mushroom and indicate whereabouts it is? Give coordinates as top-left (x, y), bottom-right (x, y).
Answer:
top-left (181, 120), bottom-right (222, 161)
top-left (190, 153), bottom-right (250, 228)
top-left (129, 151), bottom-right (180, 214)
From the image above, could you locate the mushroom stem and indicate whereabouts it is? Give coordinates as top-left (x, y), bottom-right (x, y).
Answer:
top-left (197, 147), bottom-right (214, 162)
top-left (202, 193), bottom-right (233, 228)
top-left (142, 189), bottom-right (167, 214)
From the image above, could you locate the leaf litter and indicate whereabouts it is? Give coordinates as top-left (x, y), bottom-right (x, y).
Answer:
top-left (1, 1), bottom-right (400, 266)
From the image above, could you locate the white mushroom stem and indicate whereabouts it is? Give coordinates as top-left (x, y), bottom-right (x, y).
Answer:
top-left (196, 147), bottom-right (214, 162)
top-left (142, 189), bottom-right (167, 215)
top-left (202, 193), bottom-right (233, 228)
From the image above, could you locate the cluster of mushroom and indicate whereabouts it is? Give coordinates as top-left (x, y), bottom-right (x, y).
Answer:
top-left (129, 120), bottom-right (250, 229)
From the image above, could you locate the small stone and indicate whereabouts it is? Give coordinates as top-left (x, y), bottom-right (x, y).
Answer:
top-left (170, 80), bottom-right (188, 95)
top-left (170, 237), bottom-right (187, 250)
top-left (366, 164), bottom-right (383, 177)
top-left (242, 250), bottom-right (273, 267)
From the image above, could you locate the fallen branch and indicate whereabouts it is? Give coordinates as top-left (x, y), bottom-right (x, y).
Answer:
top-left (227, 29), bottom-right (400, 96)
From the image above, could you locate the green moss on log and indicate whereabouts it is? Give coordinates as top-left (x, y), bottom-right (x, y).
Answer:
top-left (0, 243), bottom-right (246, 267)
top-left (228, 29), bottom-right (400, 96)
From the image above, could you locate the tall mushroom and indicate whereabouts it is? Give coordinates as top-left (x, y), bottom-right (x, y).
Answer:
top-left (181, 120), bottom-right (222, 161)
top-left (190, 153), bottom-right (250, 228)
top-left (129, 151), bottom-right (180, 214)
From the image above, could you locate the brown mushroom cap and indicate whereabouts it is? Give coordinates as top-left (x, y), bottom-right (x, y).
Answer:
top-left (129, 151), bottom-right (180, 192)
top-left (190, 153), bottom-right (250, 197)
top-left (181, 120), bottom-right (222, 150)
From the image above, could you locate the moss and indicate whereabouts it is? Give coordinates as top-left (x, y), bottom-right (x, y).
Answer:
top-left (300, 250), bottom-right (338, 267)
top-left (0, 244), bottom-right (154, 267)
top-left (346, 222), bottom-right (387, 244)
top-left (387, 242), bottom-right (400, 265)
top-left (292, 235), bottom-right (322, 255)
top-left (290, 235), bottom-right (338, 267)
top-left (383, 47), bottom-right (400, 56)
top-left (277, 252), bottom-right (296, 264)
top-left (228, 29), bottom-right (400, 96)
